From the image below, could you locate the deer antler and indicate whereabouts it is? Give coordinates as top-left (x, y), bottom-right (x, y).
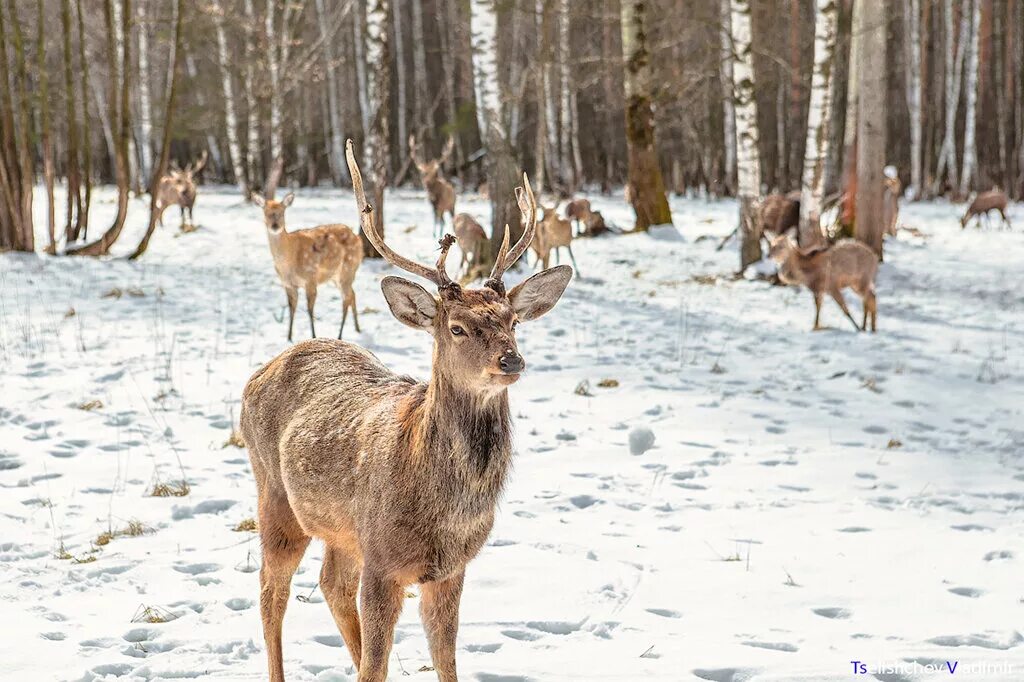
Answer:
top-left (346, 139), bottom-right (455, 289)
top-left (438, 136), bottom-right (455, 166)
top-left (408, 134), bottom-right (423, 166)
top-left (487, 172), bottom-right (538, 288)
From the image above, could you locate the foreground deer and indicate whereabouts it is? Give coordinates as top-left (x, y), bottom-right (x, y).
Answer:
top-left (768, 233), bottom-right (878, 332)
top-left (410, 134), bottom-right (456, 237)
top-left (452, 212), bottom-right (487, 276)
top-left (961, 189), bottom-right (1011, 229)
top-left (241, 140), bottom-right (571, 682)
top-left (532, 207), bottom-right (581, 275)
top-left (156, 150), bottom-right (207, 228)
top-left (251, 191), bottom-right (363, 341)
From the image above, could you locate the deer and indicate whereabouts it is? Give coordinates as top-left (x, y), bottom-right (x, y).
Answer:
top-left (251, 191), bottom-right (363, 342)
top-left (531, 207), bottom-right (581, 276)
top-left (240, 138), bottom-right (571, 682)
top-left (960, 189), bottom-right (1011, 230)
top-left (156, 150), bottom-right (207, 228)
top-left (564, 198), bottom-right (592, 236)
top-left (409, 134), bottom-right (457, 237)
top-left (452, 213), bottom-right (487, 277)
top-left (768, 232), bottom-right (878, 332)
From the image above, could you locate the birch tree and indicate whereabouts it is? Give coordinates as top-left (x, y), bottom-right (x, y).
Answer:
top-left (729, 0), bottom-right (761, 269)
top-left (854, 0), bottom-right (886, 257)
top-left (315, 0), bottom-right (346, 185)
top-left (137, 0), bottom-right (153, 182)
top-left (719, 0), bottom-right (737, 195)
top-left (621, 0), bottom-right (672, 230)
top-left (243, 0), bottom-right (259, 189)
top-left (353, 0), bottom-right (371, 141)
top-left (798, 0), bottom-right (838, 247)
top-left (211, 0), bottom-right (248, 195)
top-left (902, 0), bottom-right (922, 199)
top-left (359, 0), bottom-right (391, 258)
top-left (959, 0), bottom-right (980, 197)
top-left (933, 0), bottom-right (968, 194)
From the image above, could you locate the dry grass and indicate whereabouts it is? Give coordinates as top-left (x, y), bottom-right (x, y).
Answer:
top-left (886, 438), bottom-right (903, 449)
top-left (222, 429), bottom-right (245, 449)
top-left (96, 520), bottom-right (147, 546)
top-left (597, 378), bottom-right (620, 388)
top-left (132, 604), bottom-right (178, 624)
top-left (151, 481), bottom-right (190, 497)
top-left (233, 518), bottom-right (258, 532)
top-left (690, 274), bottom-right (718, 286)
top-left (77, 399), bottom-right (104, 411)
top-left (573, 380), bottom-right (593, 396)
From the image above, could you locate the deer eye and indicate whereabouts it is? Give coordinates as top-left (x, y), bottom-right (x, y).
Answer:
top-left (450, 325), bottom-right (465, 337)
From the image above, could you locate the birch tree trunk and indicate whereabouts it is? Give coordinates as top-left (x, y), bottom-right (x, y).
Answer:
top-left (933, 0), bottom-right (965, 195)
top-left (730, 0), bottom-right (761, 268)
top-left (855, 0), bottom-right (886, 258)
top-left (903, 0), bottom-right (922, 199)
top-left (719, 0), bottom-right (737, 196)
top-left (265, 0), bottom-right (282, 193)
top-left (359, 0), bottom-right (391, 258)
top-left (410, 0), bottom-right (428, 133)
top-left (541, 1), bottom-right (560, 189)
top-left (37, 0), bottom-right (56, 253)
top-left (353, 0), bottom-right (372, 141)
top-left (62, 0), bottom-right (83, 241)
top-left (212, 0), bottom-right (248, 195)
top-left (76, 0), bottom-right (92, 238)
top-left (558, 0), bottom-right (576, 189)
top-left (959, 0), bottom-right (980, 196)
top-left (393, 0), bottom-right (407, 170)
top-left (315, 0), bottom-right (346, 185)
top-left (244, 0), bottom-right (259, 190)
top-left (137, 0), bottom-right (153, 182)
top-left (621, 0), bottom-right (672, 230)
top-left (798, 0), bottom-right (838, 247)
top-left (472, 0), bottom-right (521, 267)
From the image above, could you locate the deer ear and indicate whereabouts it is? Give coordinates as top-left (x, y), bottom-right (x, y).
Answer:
top-left (381, 276), bottom-right (437, 332)
top-left (281, 192), bottom-right (295, 208)
top-left (508, 265), bottom-right (572, 321)
top-left (251, 192), bottom-right (266, 208)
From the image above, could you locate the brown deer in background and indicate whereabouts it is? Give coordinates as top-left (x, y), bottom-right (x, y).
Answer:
top-left (453, 212), bottom-right (487, 277)
top-left (240, 139), bottom-right (571, 682)
top-left (564, 198), bottom-right (592, 236)
top-left (961, 189), bottom-right (1011, 229)
top-left (251, 191), bottom-right (363, 341)
top-left (532, 207), bottom-right (581, 275)
top-left (769, 233), bottom-right (879, 332)
top-left (409, 134), bottom-right (456, 237)
top-left (156, 150), bottom-right (207, 228)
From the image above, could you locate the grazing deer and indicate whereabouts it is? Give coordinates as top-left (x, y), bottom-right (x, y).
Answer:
top-left (564, 198), bottom-right (592, 235)
top-left (409, 134), bottom-right (456, 237)
top-left (240, 139), bottom-right (571, 682)
top-left (961, 189), bottom-right (1011, 229)
top-left (768, 233), bottom-right (878, 332)
top-left (251, 191), bottom-right (363, 341)
top-left (581, 209), bottom-right (610, 237)
top-left (453, 212), bottom-right (487, 277)
top-left (156, 150), bottom-right (207, 228)
top-left (532, 207), bottom-right (581, 275)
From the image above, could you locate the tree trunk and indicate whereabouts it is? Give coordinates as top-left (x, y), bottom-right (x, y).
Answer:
top-left (854, 0), bottom-right (886, 258)
top-left (410, 0), bottom-right (428, 135)
top-left (244, 0), bottom-right (260, 191)
top-left (719, 0), bottom-right (737, 196)
top-left (67, 0), bottom-right (132, 257)
top-left (393, 0), bottom-right (407, 174)
top-left (959, 0), bottom-right (980, 196)
top-left (353, 0), bottom-right (372, 141)
top-left (62, 0), bottom-right (83, 242)
top-left (730, 0), bottom-right (762, 269)
top-left (798, 0), bottom-right (838, 248)
top-left (359, 0), bottom-right (391, 258)
top-left (903, 0), bottom-right (923, 199)
top-left (0, 0), bottom-right (32, 252)
top-left (136, 0), bottom-right (153, 182)
top-left (933, 0), bottom-right (965, 195)
top-left (76, 0), bottom-right (93, 239)
top-left (130, 0), bottom-right (186, 260)
top-left (620, 0), bottom-right (672, 230)
top-left (315, 0), bottom-right (346, 185)
top-left (558, 0), bottom-right (576, 189)
top-left (37, 0), bottom-right (56, 253)
top-left (212, 0), bottom-right (249, 195)
top-left (5, 0), bottom-right (34, 252)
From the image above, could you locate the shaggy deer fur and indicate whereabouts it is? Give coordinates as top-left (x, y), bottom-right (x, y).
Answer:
top-left (241, 139), bottom-right (571, 682)
top-left (252, 191), bottom-right (363, 341)
top-left (532, 207), bottom-right (581, 275)
top-left (156, 150), bottom-right (207, 228)
top-left (769, 234), bottom-right (879, 332)
top-left (410, 134), bottom-right (456, 237)
top-left (453, 213), bottom-right (487, 276)
top-left (961, 190), bottom-right (1011, 229)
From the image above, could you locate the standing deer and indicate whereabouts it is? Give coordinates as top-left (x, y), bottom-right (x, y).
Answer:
top-left (410, 134), bottom-right (456, 237)
top-left (960, 189), bottom-right (1011, 229)
top-left (532, 207), bottom-right (581, 275)
top-left (251, 191), bottom-right (363, 341)
top-left (452, 212), bottom-right (487, 277)
top-left (240, 139), bottom-right (571, 682)
top-left (156, 150), bottom-right (207, 228)
top-left (769, 233), bottom-right (879, 332)
top-left (564, 198), bottom-right (592, 235)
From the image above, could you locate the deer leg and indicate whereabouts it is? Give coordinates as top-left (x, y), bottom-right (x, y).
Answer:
top-left (812, 291), bottom-right (824, 330)
top-left (285, 287), bottom-right (298, 342)
top-left (868, 289), bottom-right (878, 332)
top-left (830, 287), bottom-right (861, 331)
top-left (179, 205), bottom-right (186, 229)
top-left (258, 498), bottom-right (311, 682)
top-left (338, 280), bottom-right (359, 337)
top-left (566, 243), bottom-right (581, 277)
top-left (555, 247), bottom-right (561, 265)
top-left (320, 546), bottom-right (363, 670)
top-left (356, 570), bottom-right (404, 682)
top-left (420, 571), bottom-right (465, 682)
top-left (306, 287), bottom-right (318, 338)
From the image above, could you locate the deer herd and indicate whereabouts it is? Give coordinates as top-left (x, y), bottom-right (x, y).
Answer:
top-left (139, 137), bottom-right (1018, 681)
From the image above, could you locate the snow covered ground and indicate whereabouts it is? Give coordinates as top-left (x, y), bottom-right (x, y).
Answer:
top-left (1, 186), bottom-right (1022, 682)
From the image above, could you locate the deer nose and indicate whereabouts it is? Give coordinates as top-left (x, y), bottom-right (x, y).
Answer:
top-left (499, 349), bottom-right (524, 374)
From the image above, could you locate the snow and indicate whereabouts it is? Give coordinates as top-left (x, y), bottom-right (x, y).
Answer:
top-left (2, 187), bottom-right (1023, 681)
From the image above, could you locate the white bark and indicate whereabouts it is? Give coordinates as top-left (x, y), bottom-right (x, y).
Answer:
top-left (362, 0), bottom-right (388, 185)
top-left (353, 0), bottom-right (372, 140)
top-left (934, 0), bottom-right (965, 193)
top-left (508, 0), bottom-right (523, 139)
top-left (719, 0), bottom-right (737, 193)
top-left (410, 0), bottom-right (428, 130)
top-left (393, 2), bottom-right (407, 159)
top-left (799, 0), bottom-right (837, 245)
top-left (903, 0), bottom-right (922, 199)
top-left (243, 0), bottom-right (259, 185)
top-left (730, 0), bottom-right (760, 200)
top-left (558, 0), bottom-right (573, 186)
top-left (265, 0), bottom-right (282, 165)
top-left (137, 1), bottom-right (153, 181)
top-left (315, 0), bottom-right (346, 184)
top-left (959, 0), bottom-right (980, 195)
top-left (472, 0), bottom-right (502, 143)
top-left (540, 0), bottom-right (559, 186)
top-left (211, 0), bottom-right (247, 193)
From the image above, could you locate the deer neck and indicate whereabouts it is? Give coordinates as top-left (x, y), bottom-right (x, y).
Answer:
top-left (265, 226), bottom-right (291, 256)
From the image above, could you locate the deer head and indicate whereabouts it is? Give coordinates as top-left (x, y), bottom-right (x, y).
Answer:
top-left (347, 139), bottom-right (570, 396)
top-left (409, 134), bottom-right (454, 182)
top-left (252, 191), bottom-right (295, 233)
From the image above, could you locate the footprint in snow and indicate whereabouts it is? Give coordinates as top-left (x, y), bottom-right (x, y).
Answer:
top-left (740, 640), bottom-right (798, 652)
top-left (692, 668), bottom-right (760, 682)
top-left (172, 562), bottom-right (221, 575)
top-left (837, 526), bottom-right (872, 533)
top-left (813, 607), bottom-right (852, 619)
top-left (983, 550), bottom-right (1013, 561)
top-left (646, 608), bottom-right (680, 619)
top-left (224, 598), bottom-right (253, 611)
top-left (948, 587), bottom-right (984, 598)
